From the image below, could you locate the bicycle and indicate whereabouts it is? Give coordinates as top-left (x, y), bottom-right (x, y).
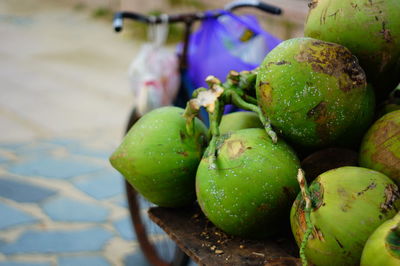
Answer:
top-left (113, 1), bottom-right (282, 265)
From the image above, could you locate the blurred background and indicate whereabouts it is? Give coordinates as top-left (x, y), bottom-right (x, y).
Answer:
top-left (0, 0), bottom-right (307, 265)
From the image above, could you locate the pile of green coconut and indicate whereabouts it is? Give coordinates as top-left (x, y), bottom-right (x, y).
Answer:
top-left (110, 0), bottom-right (400, 265)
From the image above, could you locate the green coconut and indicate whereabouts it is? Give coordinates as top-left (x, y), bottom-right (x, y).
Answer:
top-left (219, 111), bottom-right (263, 135)
top-left (109, 106), bottom-right (208, 207)
top-left (304, 0), bottom-right (400, 100)
top-left (361, 213), bottom-right (400, 266)
top-left (196, 128), bottom-right (300, 239)
top-left (256, 37), bottom-right (369, 150)
top-left (290, 166), bottom-right (400, 266)
top-left (359, 110), bottom-right (400, 185)
top-left (335, 83), bottom-right (376, 149)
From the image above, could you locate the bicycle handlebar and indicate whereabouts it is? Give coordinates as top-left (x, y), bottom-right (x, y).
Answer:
top-left (224, 0), bottom-right (281, 15)
top-left (113, 0), bottom-right (282, 32)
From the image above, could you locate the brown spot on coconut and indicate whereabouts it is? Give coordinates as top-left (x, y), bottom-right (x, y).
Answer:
top-left (258, 81), bottom-right (273, 107)
top-left (226, 140), bottom-right (246, 159)
top-left (308, 0), bottom-right (318, 9)
top-left (294, 41), bottom-right (365, 92)
top-left (381, 184), bottom-right (400, 213)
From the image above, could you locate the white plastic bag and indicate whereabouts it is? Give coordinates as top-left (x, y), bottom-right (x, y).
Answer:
top-left (128, 18), bottom-right (180, 116)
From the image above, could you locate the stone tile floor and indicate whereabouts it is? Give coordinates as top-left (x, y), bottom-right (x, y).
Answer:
top-left (0, 138), bottom-right (154, 266)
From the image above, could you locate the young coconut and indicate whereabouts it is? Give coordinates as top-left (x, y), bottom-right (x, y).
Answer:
top-left (334, 83), bottom-right (376, 149)
top-left (109, 106), bottom-right (208, 207)
top-left (360, 213), bottom-right (400, 266)
top-left (219, 111), bottom-right (263, 135)
top-left (304, 0), bottom-right (400, 100)
top-left (359, 110), bottom-right (400, 185)
top-left (291, 166), bottom-right (400, 266)
top-left (196, 128), bottom-right (300, 239)
top-left (256, 37), bottom-right (371, 150)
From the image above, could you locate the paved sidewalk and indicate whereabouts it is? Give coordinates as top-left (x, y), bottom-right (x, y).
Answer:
top-left (0, 139), bottom-right (150, 266)
top-left (0, 0), bottom-right (173, 265)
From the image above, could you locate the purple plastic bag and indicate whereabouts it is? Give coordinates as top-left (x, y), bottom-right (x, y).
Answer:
top-left (187, 11), bottom-right (281, 90)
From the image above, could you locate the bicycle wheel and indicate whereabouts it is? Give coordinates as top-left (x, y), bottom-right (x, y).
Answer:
top-left (124, 108), bottom-right (190, 266)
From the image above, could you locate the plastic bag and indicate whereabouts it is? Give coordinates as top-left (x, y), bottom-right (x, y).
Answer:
top-left (186, 11), bottom-right (281, 90)
top-left (128, 19), bottom-right (180, 116)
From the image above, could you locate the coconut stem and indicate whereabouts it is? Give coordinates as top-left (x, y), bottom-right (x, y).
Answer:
top-left (207, 99), bottom-right (223, 169)
top-left (226, 69), bottom-right (258, 92)
top-left (228, 90), bottom-right (277, 143)
top-left (183, 100), bottom-right (199, 136)
top-left (239, 70), bottom-right (258, 92)
top-left (242, 94), bottom-right (258, 105)
top-left (297, 168), bottom-right (313, 266)
top-left (224, 70), bottom-right (258, 105)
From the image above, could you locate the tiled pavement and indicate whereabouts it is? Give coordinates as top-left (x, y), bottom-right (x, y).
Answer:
top-left (0, 138), bottom-right (153, 266)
